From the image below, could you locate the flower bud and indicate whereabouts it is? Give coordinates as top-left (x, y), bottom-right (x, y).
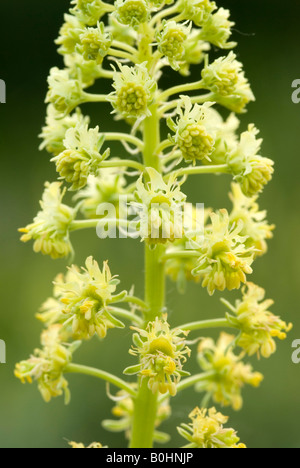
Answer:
top-left (55, 14), bottom-right (84, 55)
top-left (39, 105), bottom-right (90, 156)
top-left (157, 21), bottom-right (191, 70)
top-left (108, 62), bottom-right (157, 120)
top-left (70, 0), bottom-right (111, 26)
top-left (46, 67), bottom-right (84, 115)
top-left (178, 407), bottom-right (246, 448)
top-left (124, 316), bottom-right (190, 396)
top-left (201, 52), bottom-right (255, 113)
top-left (78, 22), bottom-right (112, 64)
top-left (19, 182), bottom-right (76, 259)
top-left (197, 332), bottom-right (263, 410)
top-left (227, 125), bottom-right (274, 197)
top-left (52, 124), bottom-right (110, 191)
top-left (115, 0), bottom-right (149, 28)
top-left (200, 7), bottom-right (236, 49)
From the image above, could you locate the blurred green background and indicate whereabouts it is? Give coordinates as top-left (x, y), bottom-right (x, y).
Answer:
top-left (1, 0), bottom-right (300, 448)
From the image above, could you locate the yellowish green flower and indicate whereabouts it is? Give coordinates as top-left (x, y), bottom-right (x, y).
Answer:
top-left (197, 332), bottom-right (263, 410)
top-left (15, 325), bottom-right (79, 404)
top-left (178, 407), bottom-right (246, 448)
top-left (199, 7), bottom-right (236, 49)
top-left (70, 0), bottom-right (112, 26)
top-left (157, 21), bottom-right (191, 70)
top-left (103, 388), bottom-right (171, 443)
top-left (229, 183), bottom-right (275, 256)
top-left (165, 206), bottom-right (212, 292)
top-left (55, 14), bottom-right (84, 55)
top-left (115, 0), bottom-right (149, 28)
top-left (74, 166), bottom-right (127, 219)
top-left (64, 52), bottom-right (103, 88)
top-left (39, 105), bottom-right (90, 156)
top-left (108, 62), bottom-right (157, 120)
top-left (223, 283), bottom-right (293, 358)
top-left (55, 256), bottom-right (126, 340)
top-left (201, 52), bottom-right (255, 113)
top-left (46, 67), bottom-right (84, 115)
top-left (69, 442), bottom-right (107, 448)
top-left (207, 112), bottom-right (239, 165)
top-left (192, 209), bottom-right (254, 296)
top-left (124, 317), bottom-right (191, 396)
top-left (178, 30), bottom-right (210, 77)
top-left (19, 182), bottom-right (75, 259)
top-left (168, 96), bottom-right (219, 163)
top-left (52, 124), bottom-right (110, 191)
top-left (227, 125), bottom-right (274, 197)
top-left (78, 22), bottom-right (112, 63)
top-left (133, 167), bottom-right (186, 244)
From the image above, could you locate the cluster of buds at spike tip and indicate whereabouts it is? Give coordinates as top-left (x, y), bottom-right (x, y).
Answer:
top-left (77, 22), bottom-right (112, 64)
top-left (74, 166), bottom-right (127, 219)
top-left (46, 67), bottom-right (85, 116)
top-left (19, 182), bottom-right (75, 259)
top-left (103, 388), bottom-right (171, 443)
top-left (196, 332), bottom-right (263, 410)
top-left (39, 105), bottom-right (90, 157)
top-left (201, 52), bottom-right (255, 113)
top-left (52, 124), bottom-right (110, 191)
top-left (108, 62), bottom-right (157, 121)
top-left (178, 407), bottom-right (246, 448)
top-left (156, 21), bottom-right (191, 70)
top-left (223, 283), bottom-right (292, 358)
top-left (15, 325), bottom-right (80, 404)
top-left (168, 96), bottom-right (218, 164)
top-left (132, 168), bottom-right (186, 244)
top-left (227, 125), bottom-right (274, 197)
top-left (229, 183), bottom-right (275, 256)
top-left (43, 256), bottom-right (127, 340)
top-left (70, 0), bottom-right (112, 26)
top-left (69, 442), bottom-right (107, 448)
top-left (114, 0), bottom-right (149, 28)
top-left (124, 317), bottom-right (191, 396)
top-left (192, 209), bottom-right (254, 296)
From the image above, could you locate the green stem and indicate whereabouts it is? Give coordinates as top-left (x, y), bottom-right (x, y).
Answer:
top-left (177, 318), bottom-right (231, 332)
top-left (104, 133), bottom-right (144, 151)
top-left (122, 295), bottom-right (150, 311)
top-left (162, 250), bottom-right (199, 261)
top-left (107, 307), bottom-right (144, 326)
top-left (65, 363), bottom-right (136, 397)
top-left (82, 92), bottom-right (108, 103)
top-left (108, 48), bottom-right (136, 62)
top-left (170, 164), bottom-right (229, 178)
top-left (129, 104), bottom-right (165, 449)
top-left (99, 159), bottom-right (145, 172)
top-left (159, 80), bottom-right (204, 102)
top-left (111, 41), bottom-right (137, 56)
top-left (70, 218), bottom-right (133, 232)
